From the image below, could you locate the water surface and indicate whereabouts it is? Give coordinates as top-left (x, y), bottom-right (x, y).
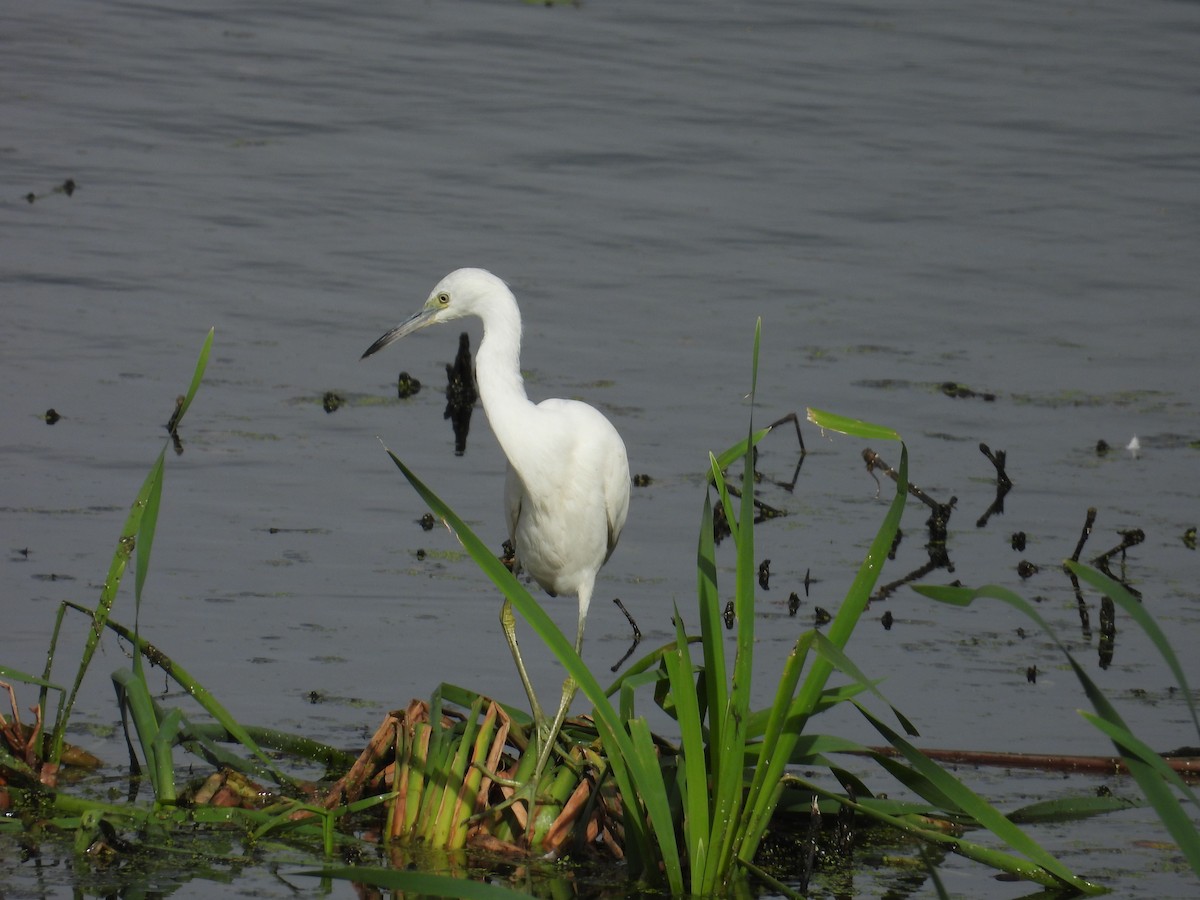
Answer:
top-left (4, 1), bottom-right (1198, 896)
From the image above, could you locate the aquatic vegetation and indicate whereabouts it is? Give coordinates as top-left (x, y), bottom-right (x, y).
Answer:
top-left (9, 325), bottom-right (1195, 897)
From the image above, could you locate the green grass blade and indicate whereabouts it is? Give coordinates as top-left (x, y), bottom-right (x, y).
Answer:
top-left (1007, 793), bottom-right (1140, 824)
top-left (51, 480), bottom-right (148, 760)
top-left (133, 449), bottom-right (165, 626)
top-left (112, 668), bottom-right (161, 786)
top-left (48, 329), bottom-right (213, 764)
top-left (664, 607), bottom-right (710, 883)
top-left (709, 426), bottom-right (774, 475)
top-left (1067, 560), bottom-right (1200, 741)
top-left (708, 452), bottom-right (740, 546)
top-left (68, 602), bottom-right (287, 784)
top-left (174, 327), bottom-right (214, 429)
top-left (0, 665), bottom-right (62, 692)
top-left (151, 707), bottom-right (185, 804)
top-left (383, 447), bottom-right (682, 890)
top-left (788, 774), bottom-right (1103, 892)
top-left (696, 491), bottom-right (727, 759)
top-left (806, 407), bottom-right (902, 442)
top-left (1079, 713), bottom-right (1199, 807)
top-left (703, 326), bottom-right (761, 891)
top-left (916, 581), bottom-right (1200, 878)
top-left (855, 702), bottom-right (1095, 890)
top-left (744, 429), bottom-right (905, 866)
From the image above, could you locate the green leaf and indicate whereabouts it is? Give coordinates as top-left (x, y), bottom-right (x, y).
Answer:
top-left (383, 448), bottom-right (683, 891)
top-left (1067, 560), bottom-right (1200, 741)
top-left (806, 407), bottom-right (902, 442)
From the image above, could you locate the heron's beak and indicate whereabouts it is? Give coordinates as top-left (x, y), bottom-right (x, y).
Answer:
top-left (361, 305), bottom-right (438, 359)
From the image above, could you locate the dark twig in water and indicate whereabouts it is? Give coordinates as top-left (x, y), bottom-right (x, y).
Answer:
top-left (862, 449), bottom-right (954, 521)
top-left (873, 554), bottom-right (951, 602)
top-left (711, 486), bottom-right (788, 544)
top-left (978, 443), bottom-right (1012, 489)
top-left (855, 745), bottom-right (1200, 782)
top-left (613, 597), bottom-right (641, 643)
top-left (1092, 528), bottom-right (1145, 567)
top-left (1066, 508), bottom-right (1099, 636)
top-left (761, 412), bottom-right (806, 491)
top-left (1070, 507), bottom-right (1098, 563)
top-left (1092, 528), bottom-right (1145, 600)
top-left (975, 443), bottom-right (1013, 527)
top-left (1098, 595), bottom-right (1116, 669)
top-left (721, 484), bottom-right (787, 521)
top-left (861, 450), bottom-right (956, 600)
top-left (609, 598), bottom-right (642, 672)
top-left (766, 411), bottom-right (806, 453)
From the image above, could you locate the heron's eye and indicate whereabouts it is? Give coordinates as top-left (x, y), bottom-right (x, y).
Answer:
top-left (436, 292), bottom-right (450, 306)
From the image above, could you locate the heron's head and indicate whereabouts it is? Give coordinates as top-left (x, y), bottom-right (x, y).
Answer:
top-left (361, 267), bottom-right (508, 359)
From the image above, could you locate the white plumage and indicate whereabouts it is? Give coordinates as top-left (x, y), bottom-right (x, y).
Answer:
top-left (363, 267), bottom-right (630, 775)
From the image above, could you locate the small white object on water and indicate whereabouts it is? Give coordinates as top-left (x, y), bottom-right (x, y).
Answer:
top-left (1126, 435), bottom-right (1140, 459)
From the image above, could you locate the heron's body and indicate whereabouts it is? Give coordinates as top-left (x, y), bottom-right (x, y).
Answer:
top-left (362, 268), bottom-right (630, 783)
top-left (501, 399), bottom-right (627, 602)
top-left (468, 281), bottom-right (628, 629)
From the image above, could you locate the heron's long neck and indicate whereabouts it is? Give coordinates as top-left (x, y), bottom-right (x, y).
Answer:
top-left (475, 291), bottom-right (537, 463)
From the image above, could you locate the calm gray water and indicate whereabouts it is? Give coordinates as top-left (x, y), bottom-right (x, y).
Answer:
top-left (4, 0), bottom-right (1198, 896)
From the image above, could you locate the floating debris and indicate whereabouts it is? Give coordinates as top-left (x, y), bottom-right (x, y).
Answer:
top-left (322, 391), bottom-right (344, 413)
top-left (397, 371), bottom-right (421, 399)
top-left (940, 381), bottom-right (996, 402)
top-left (757, 558), bottom-right (770, 590)
top-left (24, 178), bottom-right (77, 204)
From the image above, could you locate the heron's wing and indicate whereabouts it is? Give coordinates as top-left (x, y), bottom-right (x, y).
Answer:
top-left (503, 463), bottom-right (522, 544)
top-left (603, 433), bottom-right (631, 562)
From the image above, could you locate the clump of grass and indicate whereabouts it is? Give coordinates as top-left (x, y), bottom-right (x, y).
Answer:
top-left (380, 320), bottom-right (1103, 895)
top-left (1, 331), bottom-right (365, 860)
top-left (4, 325), bottom-right (1142, 898)
top-left (916, 567), bottom-right (1200, 878)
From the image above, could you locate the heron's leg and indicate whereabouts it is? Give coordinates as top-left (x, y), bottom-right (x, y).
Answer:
top-left (500, 598), bottom-right (544, 727)
top-left (532, 614), bottom-right (585, 780)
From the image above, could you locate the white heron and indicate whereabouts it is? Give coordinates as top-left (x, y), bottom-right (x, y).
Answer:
top-left (362, 267), bottom-right (631, 781)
